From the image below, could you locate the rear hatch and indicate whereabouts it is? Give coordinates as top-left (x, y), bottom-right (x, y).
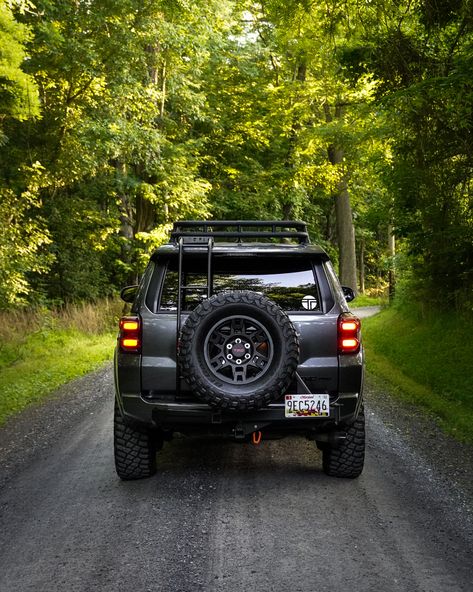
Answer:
top-left (140, 253), bottom-right (339, 397)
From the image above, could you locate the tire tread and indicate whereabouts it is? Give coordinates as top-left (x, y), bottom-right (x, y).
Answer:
top-left (322, 407), bottom-right (365, 479)
top-left (114, 402), bottom-right (158, 480)
top-left (179, 290), bottom-right (299, 410)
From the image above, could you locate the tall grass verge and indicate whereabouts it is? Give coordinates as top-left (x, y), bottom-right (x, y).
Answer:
top-left (351, 294), bottom-right (387, 308)
top-left (0, 299), bottom-right (123, 425)
top-left (362, 307), bottom-right (473, 442)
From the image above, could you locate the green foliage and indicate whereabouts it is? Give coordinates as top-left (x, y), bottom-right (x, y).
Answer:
top-left (342, 0), bottom-right (473, 307)
top-left (0, 329), bottom-right (114, 425)
top-left (0, 0), bottom-right (39, 128)
top-left (0, 0), bottom-right (231, 305)
top-left (351, 294), bottom-right (386, 307)
top-left (0, 0), bottom-right (471, 313)
top-left (385, 62), bottom-right (473, 305)
top-left (0, 298), bottom-right (121, 424)
top-left (201, 0), bottom-right (387, 273)
top-left (0, 166), bottom-right (52, 308)
top-left (363, 307), bottom-right (473, 442)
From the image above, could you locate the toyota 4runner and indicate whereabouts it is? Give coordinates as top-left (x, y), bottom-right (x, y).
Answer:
top-left (114, 220), bottom-right (365, 480)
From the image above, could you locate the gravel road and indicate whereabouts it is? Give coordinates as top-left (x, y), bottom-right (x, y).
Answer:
top-left (351, 305), bottom-right (381, 318)
top-left (1, 363), bottom-right (472, 592)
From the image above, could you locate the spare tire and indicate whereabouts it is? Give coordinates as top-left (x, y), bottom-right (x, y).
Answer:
top-left (179, 290), bottom-right (299, 410)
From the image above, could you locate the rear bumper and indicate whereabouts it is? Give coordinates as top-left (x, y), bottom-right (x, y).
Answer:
top-left (116, 391), bottom-right (362, 437)
top-left (114, 348), bottom-right (364, 436)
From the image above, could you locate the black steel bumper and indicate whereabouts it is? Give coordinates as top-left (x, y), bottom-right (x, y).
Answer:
top-left (116, 391), bottom-right (363, 438)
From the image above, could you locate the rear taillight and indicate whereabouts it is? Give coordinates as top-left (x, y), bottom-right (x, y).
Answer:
top-left (338, 313), bottom-right (361, 354)
top-left (119, 316), bottom-right (141, 353)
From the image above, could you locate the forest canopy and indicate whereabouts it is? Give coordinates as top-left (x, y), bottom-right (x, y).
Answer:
top-left (0, 0), bottom-right (472, 311)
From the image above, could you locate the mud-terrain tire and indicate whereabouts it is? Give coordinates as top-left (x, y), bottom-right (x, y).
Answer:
top-left (179, 290), bottom-right (299, 410)
top-left (322, 406), bottom-right (365, 478)
top-left (114, 402), bottom-right (161, 480)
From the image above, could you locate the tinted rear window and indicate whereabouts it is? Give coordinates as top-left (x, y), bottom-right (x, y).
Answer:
top-left (158, 258), bottom-right (320, 312)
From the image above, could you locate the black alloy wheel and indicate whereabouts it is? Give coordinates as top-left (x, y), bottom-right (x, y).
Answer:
top-left (204, 315), bottom-right (274, 385)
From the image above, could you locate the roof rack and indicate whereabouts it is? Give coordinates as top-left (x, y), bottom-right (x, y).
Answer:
top-left (171, 220), bottom-right (309, 396)
top-left (170, 220), bottom-right (310, 245)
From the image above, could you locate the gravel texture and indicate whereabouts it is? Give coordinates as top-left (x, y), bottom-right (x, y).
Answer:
top-left (366, 375), bottom-right (473, 538)
top-left (0, 361), bottom-right (472, 592)
top-left (351, 305), bottom-right (381, 318)
top-left (0, 364), bottom-right (113, 491)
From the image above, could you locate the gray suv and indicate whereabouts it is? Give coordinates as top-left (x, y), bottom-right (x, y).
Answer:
top-left (114, 221), bottom-right (365, 480)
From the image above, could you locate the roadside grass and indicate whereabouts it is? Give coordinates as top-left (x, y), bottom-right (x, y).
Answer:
top-left (0, 300), bottom-right (122, 426)
top-left (362, 307), bottom-right (473, 442)
top-left (352, 294), bottom-right (386, 307)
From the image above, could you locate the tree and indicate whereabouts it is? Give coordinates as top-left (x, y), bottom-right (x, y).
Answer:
top-left (3, 0), bottom-right (469, 311)
top-left (343, 0), bottom-right (473, 307)
top-left (0, 1), bottom-right (48, 307)
top-left (203, 1), bottom-right (387, 289)
top-left (0, 0), bottom-right (39, 140)
top-left (2, 0), bottom-right (232, 303)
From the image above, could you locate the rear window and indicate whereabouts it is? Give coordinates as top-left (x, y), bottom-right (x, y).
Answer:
top-left (158, 258), bottom-right (320, 312)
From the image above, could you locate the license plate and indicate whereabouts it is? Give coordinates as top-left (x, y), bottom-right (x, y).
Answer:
top-left (285, 394), bottom-right (330, 418)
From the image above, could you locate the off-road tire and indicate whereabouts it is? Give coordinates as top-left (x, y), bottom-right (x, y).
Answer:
top-left (114, 402), bottom-right (161, 480)
top-left (322, 406), bottom-right (365, 478)
top-left (179, 290), bottom-right (299, 410)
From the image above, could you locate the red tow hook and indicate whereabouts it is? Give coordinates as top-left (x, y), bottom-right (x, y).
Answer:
top-left (251, 431), bottom-right (262, 445)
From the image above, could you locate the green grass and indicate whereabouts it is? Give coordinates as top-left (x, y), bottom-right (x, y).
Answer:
top-left (0, 300), bottom-right (120, 426)
top-left (352, 294), bottom-right (386, 307)
top-left (362, 307), bottom-right (473, 442)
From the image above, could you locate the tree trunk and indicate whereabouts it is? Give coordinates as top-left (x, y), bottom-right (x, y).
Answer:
top-left (388, 223), bottom-right (396, 301)
top-left (118, 192), bottom-right (135, 284)
top-left (160, 60), bottom-right (167, 118)
top-left (324, 103), bottom-right (357, 290)
top-left (135, 192), bottom-right (156, 234)
top-left (359, 238), bottom-right (365, 294)
top-left (335, 176), bottom-right (358, 289)
top-left (282, 58), bottom-right (307, 221)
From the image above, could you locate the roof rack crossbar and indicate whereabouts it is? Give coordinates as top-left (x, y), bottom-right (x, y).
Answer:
top-left (173, 220), bottom-right (307, 230)
top-left (170, 220), bottom-right (310, 245)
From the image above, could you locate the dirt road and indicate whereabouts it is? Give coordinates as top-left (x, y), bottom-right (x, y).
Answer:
top-left (0, 364), bottom-right (472, 592)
